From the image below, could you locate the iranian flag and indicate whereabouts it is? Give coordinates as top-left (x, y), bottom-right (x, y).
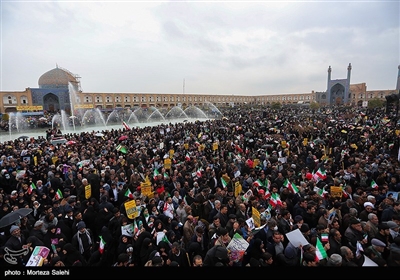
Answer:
top-left (125, 188), bottom-right (134, 199)
top-left (289, 183), bottom-right (299, 194)
top-left (253, 179), bottom-right (263, 187)
top-left (185, 153), bottom-right (191, 161)
top-left (196, 168), bottom-right (203, 178)
top-left (161, 233), bottom-right (172, 248)
top-left (133, 221), bottom-right (140, 237)
top-left (116, 144), bottom-right (128, 154)
top-left (315, 237), bottom-right (327, 261)
top-left (370, 179), bottom-right (379, 189)
top-left (321, 233), bottom-right (329, 243)
top-left (163, 172), bottom-right (169, 179)
top-left (265, 178), bottom-right (271, 190)
top-left (314, 187), bottom-right (327, 198)
top-left (314, 168), bottom-right (327, 180)
top-left (221, 177), bottom-right (229, 188)
top-left (341, 186), bottom-right (349, 198)
top-left (27, 182), bottom-right (37, 195)
top-left (263, 188), bottom-right (271, 200)
top-left (269, 193), bottom-right (282, 208)
top-left (54, 189), bottom-right (63, 200)
top-left (283, 179), bottom-right (299, 194)
top-left (153, 169), bottom-right (160, 180)
top-left (99, 235), bottom-right (106, 254)
top-left (122, 121), bottom-right (131, 131)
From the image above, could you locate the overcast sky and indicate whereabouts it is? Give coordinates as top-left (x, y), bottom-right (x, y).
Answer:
top-left (1, 1), bottom-right (399, 96)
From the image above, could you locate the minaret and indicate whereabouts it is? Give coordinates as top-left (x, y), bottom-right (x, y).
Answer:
top-left (347, 63), bottom-right (352, 84)
top-left (327, 65), bottom-right (332, 89)
top-left (345, 63), bottom-right (352, 104)
top-left (396, 65), bottom-right (400, 91)
top-left (327, 66), bottom-right (332, 105)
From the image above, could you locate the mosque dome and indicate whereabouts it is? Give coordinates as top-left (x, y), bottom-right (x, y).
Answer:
top-left (38, 66), bottom-right (78, 88)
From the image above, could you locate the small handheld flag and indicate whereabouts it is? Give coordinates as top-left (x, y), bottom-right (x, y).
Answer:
top-left (122, 121), bottom-right (131, 131)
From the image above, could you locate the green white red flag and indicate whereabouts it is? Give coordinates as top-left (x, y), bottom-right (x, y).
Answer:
top-left (153, 169), bottom-right (160, 180)
top-left (221, 177), bottom-right (228, 188)
top-left (269, 193), bottom-right (282, 208)
top-left (370, 179), bottom-right (378, 189)
top-left (99, 235), bottom-right (106, 254)
top-left (125, 188), bottom-right (134, 199)
top-left (314, 168), bottom-right (327, 180)
top-left (54, 189), bottom-right (63, 200)
top-left (315, 237), bottom-right (327, 261)
top-left (253, 179), bottom-right (263, 187)
top-left (27, 182), bottom-right (37, 195)
top-left (283, 178), bottom-right (299, 194)
top-left (122, 121), bottom-right (131, 131)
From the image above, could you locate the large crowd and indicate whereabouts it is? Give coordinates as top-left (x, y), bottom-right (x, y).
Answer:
top-left (0, 104), bottom-right (399, 269)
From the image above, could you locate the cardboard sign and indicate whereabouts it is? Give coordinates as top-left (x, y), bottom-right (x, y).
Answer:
top-left (234, 181), bottom-right (242, 197)
top-left (164, 158), bottom-right (172, 170)
top-left (124, 199), bottom-right (138, 220)
top-left (213, 142), bottom-right (218, 151)
top-left (330, 186), bottom-right (342, 198)
top-left (252, 206), bottom-right (261, 228)
top-left (85, 184), bottom-right (91, 199)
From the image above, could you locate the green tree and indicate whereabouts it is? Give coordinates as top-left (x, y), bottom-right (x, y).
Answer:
top-left (310, 102), bottom-right (320, 110)
top-left (367, 98), bottom-right (385, 109)
top-left (271, 102), bottom-right (282, 109)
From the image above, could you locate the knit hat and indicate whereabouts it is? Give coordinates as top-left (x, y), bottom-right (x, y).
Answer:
top-left (328, 254), bottom-right (342, 266)
top-left (76, 221), bottom-right (86, 230)
top-left (387, 221), bottom-right (399, 230)
top-left (10, 225), bottom-right (19, 234)
top-left (371, 238), bottom-right (386, 247)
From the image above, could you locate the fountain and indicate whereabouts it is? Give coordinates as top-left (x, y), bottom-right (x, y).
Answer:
top-left (184, 105), bottom-right (208, 119)
top-left (105, 109), bottom-right (121, 126)
top-left (1, 102), bottom-right (224, 142)
top-left (164, 106), bottom-right (189, 120)
top-left (68, 82), bottom-right (77, 132)
top-left (146, 106), bottom-right (166, 122)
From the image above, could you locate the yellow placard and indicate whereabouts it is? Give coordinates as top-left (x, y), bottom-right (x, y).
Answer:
top-left (16, 105), bottom-right (43, 111)
top-left (184, 143), bottom-right (189, 150)
top-left (234, 181), bottom-right (242, 197)
top-left (85, 184), bottom-right (91, 199)
top-left (303, 138), bottom-right (308, 146)
top-left (281, 140), bottom-right (287, 148)
top-left (140, 181), bottom-right (152, 197)
top-left (212, 142), bottom-right (218, 151)
top-left (330, 186), bottom-right (342, 199)
top-left (124, 199), bottom-right (139, 219)
top-left (74, 104), bottom-right (94, 109)
top-left (253, 159), bottom-right (260, 168)
top-left (164, 158), bottom-right (172, 170)
top-left (169, 149), bottom-right (175, 158)
top-left (51, 156), bottom-right (58, 165)
top-left (222, 174), bottom-right (231, 184)
top-left (252, 206), bottom-right (261, 228)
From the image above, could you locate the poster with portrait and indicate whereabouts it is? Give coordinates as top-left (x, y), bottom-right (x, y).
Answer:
top-left (26, 246), bottom-right (50, 267)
